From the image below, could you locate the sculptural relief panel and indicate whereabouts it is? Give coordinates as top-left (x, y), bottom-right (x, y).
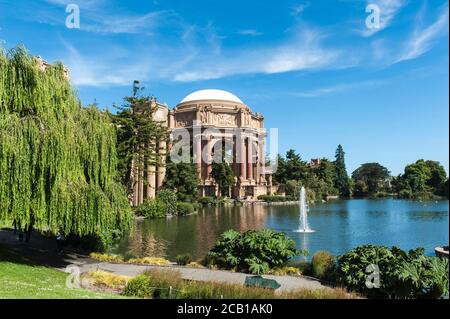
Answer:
top-left (175, 112), bottom-right (195, 127)
top-left (212, 112), bottom-right (236, 126)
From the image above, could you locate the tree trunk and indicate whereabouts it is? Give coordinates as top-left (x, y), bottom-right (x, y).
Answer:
top-left (25, 215), bottom-right (34, 243)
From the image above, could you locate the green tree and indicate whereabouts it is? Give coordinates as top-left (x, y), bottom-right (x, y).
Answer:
top-left (399, 160), bottom-right (447, 198)
top-left (0, 47), bottom-right (131, 243)
top-left (273, 154), bottom-right (287, 184)
top-left (285, 149), bottom-right (309, 182)
top-left (211, 162), bottom-right (235, 197)
top-left (309, 158), bottom-right (337, 196)
top-left (334, 145), bottom-right (351, 197)
top-left (163, 160), bottom-right (199, 202)
top-left (352, 163), bottom-right (390, 196)
top-left (111, 81), bottom-right (168, 196)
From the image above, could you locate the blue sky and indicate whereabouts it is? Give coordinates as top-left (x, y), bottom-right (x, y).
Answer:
top-left (0, 0), bottom-right (448, 175)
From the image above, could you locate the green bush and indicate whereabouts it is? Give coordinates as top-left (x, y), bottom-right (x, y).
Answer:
top-left (157, 189), bottom-right (178, 216)
top-left (136, 198), bottom-right (167, 219)
top-left (199, 196), bottom-right (216, 206)
top-left (176, 254), bottom-right (193, 266)
top-left (311, 251), bottom-right (335, 280)
top-left (336, 245), bottom-right (449, 298)
top-left (398, 189), bottom-right (413, 199)
top-left (208, 229), bottom-right (301, 274)
top-left (123, 275), bottom-right (153, 298)
top-left (257, 195), bottom-right (293, 202)
top-left (177, 202), bottom-right (195, 216)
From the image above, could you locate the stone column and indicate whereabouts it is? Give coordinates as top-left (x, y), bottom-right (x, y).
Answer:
top-left (206, 138), bottom-right (213, 179)
top-left (247, 138), bottom-right (253, 181)
top-left (255, 140), bottom-right (260, 183)
top-left (147, 162), bottom-right (156, 199)
top-left (260, 138), bottom-right (266, 178)
top-left (138, 164), bottom-right (144, 204)
top-left (194, 134), bottom-right (202, 180)
top-left (240, 136), bottom-right (247, 180)
top-left (156, 141), bottom-right (166, 190)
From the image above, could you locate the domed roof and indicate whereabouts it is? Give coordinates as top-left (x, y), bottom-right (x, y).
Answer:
top-left (179, 89), bottom-right (244, 104)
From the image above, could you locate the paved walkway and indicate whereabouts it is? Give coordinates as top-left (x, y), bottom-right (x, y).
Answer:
top-left (1, 229), bottom-right (325, 292)
top-left (75, 261), bottom-right (325, 292)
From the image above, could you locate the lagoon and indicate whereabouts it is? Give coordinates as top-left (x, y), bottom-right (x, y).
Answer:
top-left (112, 199), bottom-right (449, 260)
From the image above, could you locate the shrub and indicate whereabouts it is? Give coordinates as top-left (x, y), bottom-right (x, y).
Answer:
top-left (176, 254), bottom-right (193, 266)
top-left (208, 229), bottom-right (301, 274)
top-left (199, 196), bottom-right (216, 206)
top-left (186, 262), bottom-right (204, 268)
top-left (126, 257), bottom-right (171, 266)
top-left (269, 266), bottom-right (302, 276)
top-left (123, 275), bottom-right (153, 298)
top-left (87, 270), bottom-right (128, 290)
top-left (89, 252), bottom-right (124, 263)
top-left (257, 195), bottom-right (291, 202)
top-left (336, 245), bottom-right (449, 298)
top-left (311, 251), bottom-right (335, 280)
top-left (177, 202), bottom-right (195, 216)
top-left (136, 198), bottom-right (166, 219)
top-left (398, 189), bottom-right (413, 199)
top-left (157, 189), bottom-right (178, 216)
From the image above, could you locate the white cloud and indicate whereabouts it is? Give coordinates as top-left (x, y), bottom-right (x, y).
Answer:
top-left (45, 0), bottom-right (167, 34)
top-left (291, 2), bottom-right (310, 16)
top-left (46, 0), bottom-right (104, 10)
top-left (173, 27), bottom-right (341, 82)
top-left (361, 0), bottom-right (406, 37)
top-left (395, 4), bottom-right (449, 63)
top-left (294, 80), bottom-right (385, 97)
top-left (237, 29), bottom-right (263, 36)
top-left (81, 11), bottom-right (165, 34)
top-left (61, 40), bottom-right (153, 87)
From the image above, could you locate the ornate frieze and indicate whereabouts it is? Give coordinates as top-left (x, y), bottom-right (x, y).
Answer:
top-left (213, 113), bottom-right (236, 126)
top-left (175, 112), bottom-right (195, 127)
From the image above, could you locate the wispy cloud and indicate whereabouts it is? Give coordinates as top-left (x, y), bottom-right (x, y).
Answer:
top-left (45, 0), bottom-right (168, 34)
top-left (237, 29), bottom-right (263, 36)
top-left (173, 26), bottom-right (341, 82)
top-left (62, 40), bottom-right (153, 87)
top-left (46, 0), bottom-right (105, 10)
top-left (360, 0), bottom-right (407, 37)
top-left (291, 2), bottom-right (310, 16)
top-left (395, 4), bottom-right (449, 63)
top-left (293, 80), bottom-right (386, 97)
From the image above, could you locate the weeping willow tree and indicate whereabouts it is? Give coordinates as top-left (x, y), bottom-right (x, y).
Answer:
top-left (0, 46), bottom-right (132, 244)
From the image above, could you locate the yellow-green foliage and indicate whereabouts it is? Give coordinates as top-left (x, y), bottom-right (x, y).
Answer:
top-left (89, 252), bottom-right (124, 263)
top-left (87, 270), bottom-right (129, 289)
top-left (123, 269), bottom-right (356, 299)
top-left (186, 262), bottom-right (205, 268)
top-left (0, 46), bottom-right (132, 237)
top-left (126, 257), bottom-right (171, 266)
top-left (268, 266), bottom-right (302, 276)
top-left (311, 251), bottom-right (335, 279)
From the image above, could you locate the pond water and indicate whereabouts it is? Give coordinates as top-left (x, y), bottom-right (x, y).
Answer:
top-left (111, 199), bottom-right (449, 260)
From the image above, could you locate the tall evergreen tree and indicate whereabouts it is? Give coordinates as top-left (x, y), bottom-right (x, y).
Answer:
top-left (0, 47), bottom-right (131, 242)
top-left (334, 144), bottom-right (351, 197)
top-left (111, 81), bottom-right (168, 196)
top-left (285, 149), bottom-right (309, 182)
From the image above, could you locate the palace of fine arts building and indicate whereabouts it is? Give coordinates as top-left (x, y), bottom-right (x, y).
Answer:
top-left (131, 89), bottom-right (275, 205)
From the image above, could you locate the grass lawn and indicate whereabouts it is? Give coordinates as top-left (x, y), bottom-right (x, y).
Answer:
top-left (0, 246), bottom-right (122, 299)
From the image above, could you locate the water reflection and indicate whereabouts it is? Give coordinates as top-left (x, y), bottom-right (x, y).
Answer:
top-left (112, 199), bottom-right (449, 260)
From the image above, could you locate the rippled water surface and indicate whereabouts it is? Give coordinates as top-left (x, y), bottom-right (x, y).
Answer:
top-left (112, 199), bottom-right (449, 260)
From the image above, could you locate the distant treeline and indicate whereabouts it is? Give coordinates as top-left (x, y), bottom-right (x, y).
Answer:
top-left (273, 146), bottom-right (449, 201)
